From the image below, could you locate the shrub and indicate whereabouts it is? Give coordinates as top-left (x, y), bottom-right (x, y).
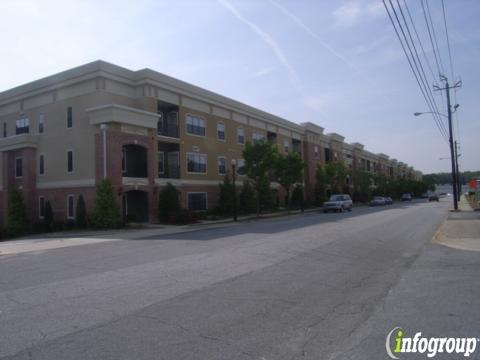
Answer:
top-left (258, 175), bottom-right (275, 211)
top-left (43, 200), bottom-right (54, 232)
top-left (6, 189), bottom-right (28, 237)
top-left (239, 181), bottom-right (256, 214)
top-left (170, 209), bottom-right (198, 225)
top-left (90, 180), bottom-right (123, 229)
top-left (158, 183), bottom-right (181, 222)
top-left (75, 194), bottom-right (87, 229)
top-left (218, 173), bottom-right (235, 216)
top-left (291, 185), bottom-right (304, 210)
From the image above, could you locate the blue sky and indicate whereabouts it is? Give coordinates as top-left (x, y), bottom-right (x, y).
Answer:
top-left (1, 0), bottom-right (478, 173)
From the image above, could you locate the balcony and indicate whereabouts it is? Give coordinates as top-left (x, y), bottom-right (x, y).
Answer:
top-left (0, 133), bottom-right (39, 151)
top-left (157, 101), bottom-right (179, 139)
top-left (158, 142), bottom-right (180, 179)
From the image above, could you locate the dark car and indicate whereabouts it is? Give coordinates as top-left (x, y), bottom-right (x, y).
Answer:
top-left (428, 194), bottom-right (439, 202)
top-left (369, 196), bottom-right (386, 206)
top-left (401, 193), bottom-right (412, 201)
top-left (384, 197), bottom-right (393, 205)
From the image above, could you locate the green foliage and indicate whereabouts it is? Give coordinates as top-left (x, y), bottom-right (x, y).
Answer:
top-left (314, 165), bottom-right (327, 205)
top-left (6, 189), bottom-right (28, 237)
top-left (351, 170), bottom-right (373, 203)
top-left (275, 152), bottom-right (305, 210)
top-left (239, 181), bottom-right (257, 214)
top-left (290, 185), bottom-right (304, 210)
top-left (158, 182), bottom-right (181, 223)
top-left (75, 194), bottom-right (87, 229)
top-left (243, 140), bottom-right (278, 215)
top-left (423, 171), bottom-right (480, 186)
top-left (218, 172), bottom-right (236, 215)
top-left (43, 200), bottom-right (54, 232)
top-left (90, 180), bottom-right (123, 229)
top-left (258, 175), bottom-right (276, 211)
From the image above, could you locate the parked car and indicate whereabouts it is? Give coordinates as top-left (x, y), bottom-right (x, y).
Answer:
top-left (323, 194), bottom-right (353, 213)
top-left (369, 196), bottom-right (386, 206)
top-left (428, 194), bottom-right (439, 202)
top-left (401, 193), bottom-right (412, 201)
top-left (384, 197), bottom-right (393, 205)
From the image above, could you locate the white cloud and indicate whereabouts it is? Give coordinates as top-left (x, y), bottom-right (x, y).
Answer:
top-left (217, 0), bottom-right (303, 93)
top-left (333, 1), bottom-right (384, 28)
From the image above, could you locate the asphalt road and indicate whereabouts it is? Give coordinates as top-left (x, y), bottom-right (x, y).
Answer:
top-left (1, 198), bottom-right (478, 360)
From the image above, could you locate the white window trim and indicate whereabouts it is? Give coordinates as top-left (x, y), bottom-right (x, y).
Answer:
top-left (38, 153), bottom-right (45, 176)
top-left (186, 152), bottom-right (207, 175)
top-left (237, 127), bottom-right (245, 145)
top-left (15, 156), bottom-right (23, 178)
top-left (185, 113), bottom-right (206, 138)
top-left (38, 196), bottom-right (45, 219)
top-left (66, 194), bottom-right (75, 219)
top-left (66, 149), bottom-right (74, 174)
top-left (216, 122), bottom-right (226, 141)
top-left (186, 192), bottom-right (208, 211)
top-left (217, 156), bottom-right (227, 176)
top-left (158, 151), bottom-right (165, 175)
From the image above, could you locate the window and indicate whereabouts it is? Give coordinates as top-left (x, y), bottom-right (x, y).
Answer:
top-left (187, 153), bottom-right (207, 173)
top-left (67, 150), bottom-right (73, 173)
top-left (158, 151), bottom-right (164, 175)
top-left (284, 139), bottom-right (289, 153)
top-left (67, 107), bottom-right (73, 128)
top-left (187, 193), bottom-right (207, 211)
top-left (39, 197), bottom-right (45, 219)
top-left (237, 128), bottom-right (245, 144)
top-left (15, 117), bottom-right (30, 135)
top-left (217, 122), bottom-right (225, 140)
top-left (67, 195), bottom-right (74, 219)
top-left (3, 123), bottom-right (6, 137)
top-left (314, 146), bottom-right (319, 158)
top-left (218, 156), bottom-right (226, 175)
top-left (252, 131), bottom-right (265, 143)
top-left (38, 113), bottom-right (44, 133)
top-left (185, 114), bottom-right (205, 136)
top-left (237, 159), bottom-right (245, 175)
top-left (15, 157), bottom-right (23, 178)
top-left (39, 154), bottom-right (45, 175)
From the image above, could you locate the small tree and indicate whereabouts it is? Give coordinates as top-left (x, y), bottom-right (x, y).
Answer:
top-left (158, 182), bottom-right (181, 222)
top-left (243, 140), bottom-right (277, 215)
top-left (6, 189), bottom-right (28, 237)
top-left (218, 172), bottom-right (235, 215)
top-left (314, 165), bottom-right (327, 205)
top-left (43, 200), bottom-right (54, 232)
top-left (291, 184), bottom-right (305, 210)
top-left (75, 194), bottom-right (87, 229)
top-left (258, 174), bottom-right (276, 211)
top-left (274, 152), bottom-right (305, 210)
top-left (90, 180), bottom-right (123, 229)
top-left (239, 181), bottom-right (256, 214)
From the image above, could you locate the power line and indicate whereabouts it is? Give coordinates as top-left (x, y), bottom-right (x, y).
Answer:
top-left (395, 0), bottom-right (448, 138)
top-left (383, 0), bottom-right (448, 140)
top-left (424, 0), bottom-right (446, 76)
top-left (420, 0), bottom-right (443, 78)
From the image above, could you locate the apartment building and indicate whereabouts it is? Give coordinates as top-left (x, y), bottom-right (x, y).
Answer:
top-left (0, 61), bottom-right (420, 223)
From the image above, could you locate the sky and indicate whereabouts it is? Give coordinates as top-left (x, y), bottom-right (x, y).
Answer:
top-left (0, 0), bottom-right (478, 173)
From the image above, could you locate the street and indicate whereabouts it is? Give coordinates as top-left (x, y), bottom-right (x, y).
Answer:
top-left (1, 199), bottom-right (479, 360)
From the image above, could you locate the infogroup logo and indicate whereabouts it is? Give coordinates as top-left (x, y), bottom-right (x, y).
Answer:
top-left (385, 327), bottom-right (479, 359)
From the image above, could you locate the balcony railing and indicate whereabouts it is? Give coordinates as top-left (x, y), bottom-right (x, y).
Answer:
top-left (159, 165), bottom-right (180, 179)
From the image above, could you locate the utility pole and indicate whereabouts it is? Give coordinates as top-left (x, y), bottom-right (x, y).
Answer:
top-left (434, 76), bottom-right (462, 210)
top-left (454, 141), bottom-right (461, 199)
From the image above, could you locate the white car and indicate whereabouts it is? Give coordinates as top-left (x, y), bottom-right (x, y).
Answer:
top-left (323, 194), bottom-right (353, 213)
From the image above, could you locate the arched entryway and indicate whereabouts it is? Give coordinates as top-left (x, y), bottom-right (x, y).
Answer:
top-left (122, 190), bottom-right (149, 222)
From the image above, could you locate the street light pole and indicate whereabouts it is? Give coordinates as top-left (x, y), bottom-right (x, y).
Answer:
top-left (444, 80), bottom-right (458, 210)
top-left (454, 141), bottom-right (461, 199)
top-left (231, 159), bottom-right (238, 221)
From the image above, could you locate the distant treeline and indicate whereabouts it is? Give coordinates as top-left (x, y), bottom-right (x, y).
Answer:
top-left (423, 171), bottom-right (480, 185)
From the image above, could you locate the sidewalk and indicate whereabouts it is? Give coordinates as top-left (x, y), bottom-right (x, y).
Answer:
top-left (433, 194), bottom-right (480, 251)
top-left (0, 207), bottom-right (322, 256)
